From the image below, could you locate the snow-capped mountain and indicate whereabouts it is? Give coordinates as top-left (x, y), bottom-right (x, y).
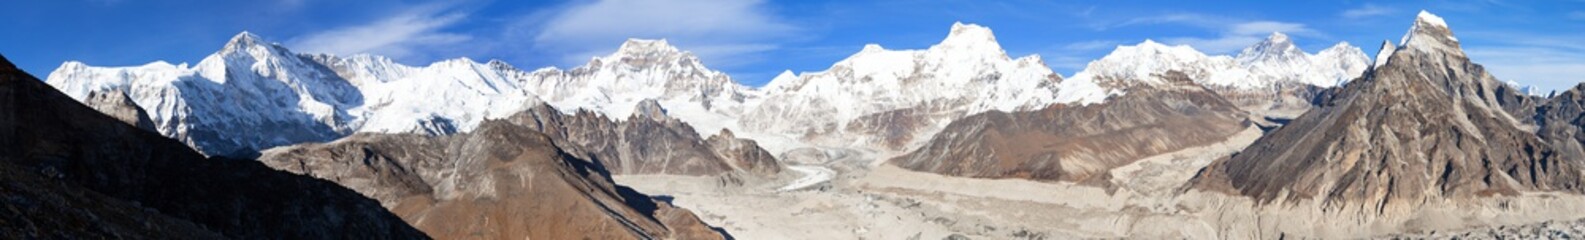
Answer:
top-left (1059, 33), bottom-right (1370, 116)
top-left (46, 32), bottom-right (766, 160)
top-left (520, 39), bottom-right (758, 136)
top-left (48, 32), bottom-right (366, 157)
top-left (739, 22), bottom-right (1064, 153)
top-left (46, 22), bottom-right (1371, 159)
top-left (47, 32), bottom-right (542, 156)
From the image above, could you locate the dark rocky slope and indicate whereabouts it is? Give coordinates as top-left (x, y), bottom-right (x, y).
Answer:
top-left (0, 53), bottom-right (428, 239)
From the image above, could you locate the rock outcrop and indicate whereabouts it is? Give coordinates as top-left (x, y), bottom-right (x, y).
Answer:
top-left (506, 100), bottom-right (781, 176)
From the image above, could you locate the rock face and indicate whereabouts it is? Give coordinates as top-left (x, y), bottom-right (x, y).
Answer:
top-left (1190, 11), bottom-right (1585, 214)
top-left (892, 71), bottom-right (1248, 182)
top-left (1536, 84), bottom-right (1585, 161)
top-left (258, 119), bottom-right (725, 240)
top-left (505, 100), bottom-right (781, 176)
top-left (0, 54), bottom-right (428, 239)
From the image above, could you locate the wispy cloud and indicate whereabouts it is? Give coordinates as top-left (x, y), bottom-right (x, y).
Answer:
top-left (1086, 11), bottom-right (1322, 54)
top-left (529, 0), bottom-right (797, 67)
top-left (1060, 40), bottom-right (1120, 51)
top-left (1342, 4), bottom-right (1394, 19)
top-left (1463, 32), bottom-right (1585, 92)
top-left (1164, 21), bottom-right (1320, 53)
top-left (287, 5), bottom-right (472, 61)
top-left (1093, 13), bottom-right (1221, 30)
top-left (1569, 11), bottom-right (1585, 20)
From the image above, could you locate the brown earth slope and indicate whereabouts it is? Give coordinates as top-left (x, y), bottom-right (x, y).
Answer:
top-left (260, 118), bottom-right (726, 240)
top-left (0, 53), bottom-right (428, 238)
top-left (892, 71), bottom-right (1248, 183)
top-left (1189, 12), bottom-right (1585, 214)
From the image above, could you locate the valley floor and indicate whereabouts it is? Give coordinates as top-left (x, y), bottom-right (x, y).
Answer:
top-left (616, 126), bottom-right (1585, 239)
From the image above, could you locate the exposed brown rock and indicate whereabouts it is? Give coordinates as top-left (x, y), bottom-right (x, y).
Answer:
top-left (892, 72), bottom-right (1248, 183)
top-left (505, 100), bottom-right (781, 176)
top-left (83, 88), bottom-right (156, 132)
top-left (1536, 84), bottom-right (1585, 163)
top-left (0, 53), bottom-right (427, 239)
top-left (259, 119), bottom-right (726, 240)
top-left (707, 128), bottom-right (782, 176)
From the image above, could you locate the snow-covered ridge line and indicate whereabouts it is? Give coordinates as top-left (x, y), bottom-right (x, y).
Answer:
top-left (47, 21), bottom-right (1379, 158)
top-left (46, 31), bottom-right (761, 156)
top-left (1063, 32), bottom-right (1370, 96)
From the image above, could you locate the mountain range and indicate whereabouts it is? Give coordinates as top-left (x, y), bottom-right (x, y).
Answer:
top-left (47, 21), bottom-right (1373, 161)
top-left (18, 9), bottom-right (1585, 239)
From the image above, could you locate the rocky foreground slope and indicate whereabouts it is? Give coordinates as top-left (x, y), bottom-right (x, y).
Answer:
top-left (1190, 11), bottom-right (1585, 215)
top-left (0, 54), bottom-right (427, 238)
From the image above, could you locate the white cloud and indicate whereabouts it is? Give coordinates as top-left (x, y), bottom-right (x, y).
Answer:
top-left (531, 0), bottom-right (796, 67)
top-left (287, 5), bottom-right (472, 61)
top-left (1091, 11), bottom-right (1322, 54)
top-left (1468, 47), bottom-right (1585, 93)
top-left (1061, 40), bottom-right (1119, 51)
top-left (1462, 32), bottom-right (1585, 92)
top-left (1164, 21), bottom-right (1319, 53)
top-left (1094, 13), bottom-right (1219, 30)
top-left (1229, 21), bottom-right (1316, 36)
top-left (1342, 4), bottom-right (1394, 19)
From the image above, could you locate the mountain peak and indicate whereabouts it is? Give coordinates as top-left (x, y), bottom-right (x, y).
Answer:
top-left (615, 38), bottom-right (682, 56)
top-left (1415, 10), bottom-right (1449, 28)
top-left (1236, 32), bottom-right (1306, 65)
top-left (936, 22), bottom-right (1003, 53)
top-left (1399, 10), bottom-right (1461, 55)
top-left (1266, 32), bottom-right (1291, 44)
top-left (225, 31), bottom-right (268, 49)
top-left (1326, 41), bottom-right (1355, 49)
top-left (1115, 39), bottom-right (1201, 57)
top-left (217, 31), bottom-right (293, 58)
top-left (948, 22), bottom-right (993, 37)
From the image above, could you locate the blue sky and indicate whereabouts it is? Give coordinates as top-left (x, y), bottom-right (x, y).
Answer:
top-left (4, 0), bottom-right (1584, 91)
